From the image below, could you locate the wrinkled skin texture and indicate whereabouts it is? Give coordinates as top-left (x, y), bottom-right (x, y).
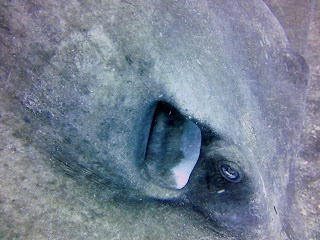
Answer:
top-left (0, 0), bottom-right (309, 239)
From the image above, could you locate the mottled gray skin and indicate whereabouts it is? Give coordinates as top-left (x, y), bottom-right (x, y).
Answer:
top-left (0, 0), bottom-right (308, 239)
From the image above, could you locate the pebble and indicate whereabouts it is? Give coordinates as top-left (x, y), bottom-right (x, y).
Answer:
top-left (300, 209), bottom-right (307, 216)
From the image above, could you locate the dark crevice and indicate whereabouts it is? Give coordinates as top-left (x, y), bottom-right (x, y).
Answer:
top-left (143, 101), bottom-right (201, 189)
top-left (142, 101), bottom-right (234, 191)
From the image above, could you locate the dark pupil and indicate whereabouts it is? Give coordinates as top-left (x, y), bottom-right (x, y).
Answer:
top-left (220, 164), bottom-right (239, 180)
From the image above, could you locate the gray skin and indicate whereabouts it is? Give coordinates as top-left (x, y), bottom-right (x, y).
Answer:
top-left (0, 0), bottom-right (309, 239)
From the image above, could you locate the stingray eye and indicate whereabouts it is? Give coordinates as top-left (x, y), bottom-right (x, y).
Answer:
top-left (218, 161), bottom-right (242, 183)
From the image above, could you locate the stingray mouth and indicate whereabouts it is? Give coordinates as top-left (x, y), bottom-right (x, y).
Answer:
top-left (143, 101), bottom-right (201, 190)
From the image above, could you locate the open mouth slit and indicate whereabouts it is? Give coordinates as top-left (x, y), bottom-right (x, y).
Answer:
top-left (143, 101), bottom-right (202, 190)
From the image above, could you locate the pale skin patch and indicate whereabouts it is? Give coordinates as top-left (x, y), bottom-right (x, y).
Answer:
top-left (172, 120), bottom-right (201, 189)
top-left (173, 167), bottom-right (193, 189)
